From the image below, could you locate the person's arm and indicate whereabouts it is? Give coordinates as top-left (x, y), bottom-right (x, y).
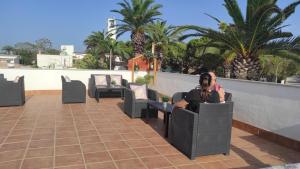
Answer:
top-left (174, 99), bottom-right (188, 108)
top-left (218, 87), bottom-right (225, 102)
top-left (174, 89), bottom-right (193, 108)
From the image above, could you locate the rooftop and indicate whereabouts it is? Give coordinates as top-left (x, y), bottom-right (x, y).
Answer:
top-left (0, 95), bottom-right (299, 169)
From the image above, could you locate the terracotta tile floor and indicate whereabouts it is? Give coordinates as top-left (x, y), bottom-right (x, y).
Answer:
top-left (0, 95), bottom-right (299, 169)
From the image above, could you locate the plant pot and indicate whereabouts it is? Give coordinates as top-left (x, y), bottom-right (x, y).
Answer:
top-left (163, 102), bottom-right (168, 109)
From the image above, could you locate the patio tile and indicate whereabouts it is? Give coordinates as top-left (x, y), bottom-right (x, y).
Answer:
top-left (0, 160), bottom-right (22, 169)
top-left (55, 165), bottom-right (86, 169)
top-left (121, 132), bottom-right (144, 140)
top-left (55, 145), bottom-right (82, 156)
top-left (0, 149), bottom-right (25, 162)
top-left (0, 141), bottom-right (28, 152)
top-left (165, 154), bottom-right (194, 166)
top-left (126, 139), bottom-right (152, 148)
top-left (83, 151), bottom-right (112, 163)
top-left (81, 142), bottom-right (106, 153)
top-left (133, 146), bottom-right (160, 157)
top-left (155, 145), bottom-right (180, 155)
top-left (115, 159), bottom-right (147, 169)
top-left (29, 139), bottom-right (54, 148)
top-left (198, 161), bottom-right (229, 169)
top-left (31, 133), bottom-right (54, 140)
top-left (86, 161), bottom-right (117, 169)
top-left (55, 154), bottom-right (84, 167)
top-left (109, 149), bottom-right (137, 160)
top-left (101, 134), bottom-right (124, 142)
top-left (141, 155), bottom-right (173, 169)
top-left (78, 130), bottom-right (98, 137)
top-left (0, 95), bottom-right (299, 169)
top-left (21, 157), bottom-right (53, 169)
top-left (79, 136), bottom-right (102, 144)
top-left (177, 164), bottom-right (204, 169)
top-left (105, 141), bottom-right (130, 150)
top-left (26, 147), bottom-right (54, 158)
top-left (56, 137), bottom-right (79, 146)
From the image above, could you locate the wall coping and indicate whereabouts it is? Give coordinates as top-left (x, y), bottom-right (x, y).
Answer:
top-left (158, 72), bottom-right (300, 89)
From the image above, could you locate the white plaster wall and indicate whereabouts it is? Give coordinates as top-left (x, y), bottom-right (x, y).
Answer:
top-left (0, 68), bottom-right (147, 90)
top-left (37, 54), bottom-right (73, 68)
top-left (151, 72), bottom-right (300, 141)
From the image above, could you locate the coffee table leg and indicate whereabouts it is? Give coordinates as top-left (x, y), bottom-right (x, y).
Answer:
top-left (165, 112), bottom-right (170, 137)
top-left (96, 89), bottom-right (100, 103)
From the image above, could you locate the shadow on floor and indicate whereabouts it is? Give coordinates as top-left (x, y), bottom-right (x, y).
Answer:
top-left (238, 135), bottom-right (299, 163)
top-left (116, 101), bottom-right (167, 138)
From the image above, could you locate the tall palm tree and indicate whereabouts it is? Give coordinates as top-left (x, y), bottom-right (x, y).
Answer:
top-left (145, 21), bottom-right (177, 59)
top-left (112, 0), bottom-right (162, 56)
top-left (84, 31), bottom-right (107, 54)
top-left (178, 0), bottom-right (300, 80)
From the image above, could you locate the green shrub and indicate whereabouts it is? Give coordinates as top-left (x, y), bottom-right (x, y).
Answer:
top-left (135, 76), bottom-right (147, 84)
top-left (161, 96), bottom-right (169, 102)
top-left (135, 75), bottom-right (154, 85)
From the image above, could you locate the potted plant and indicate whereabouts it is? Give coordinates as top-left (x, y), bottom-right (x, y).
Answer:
top-left (111, 80), bottom-right (116, 86)
top-left (161, 96), bottom-right (169, 109)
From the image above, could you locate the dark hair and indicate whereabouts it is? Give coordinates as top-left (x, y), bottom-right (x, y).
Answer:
top-left (199, 73), bottom-right (212, 102)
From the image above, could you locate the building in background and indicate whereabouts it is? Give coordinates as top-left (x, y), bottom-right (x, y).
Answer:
top-left (0, 54), bottom-right (20, 68)
top-left (107, 18), bottom-right (117, 40)
top-left (37, 45), bottom-right (74, 69)
top-left (61, 45), bottom-right (74, 56)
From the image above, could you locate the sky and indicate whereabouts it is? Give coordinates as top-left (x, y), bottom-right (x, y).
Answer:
top-left (1, 0), bottom-right (300, 52)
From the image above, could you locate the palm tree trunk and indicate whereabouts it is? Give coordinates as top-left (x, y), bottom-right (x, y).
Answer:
top-left (232, 55), bottom-right (261, 80)
top-left (223, 62), bottom-right (232, 78)
top-left (131, 31), bottom-right (145, 56)
top-left (109, 49), bottom-right (113, 70)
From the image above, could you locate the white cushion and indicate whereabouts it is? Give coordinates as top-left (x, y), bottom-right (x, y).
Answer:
top-left (110, 75), bottom-right (122, 86)
top-left (65, 76), bottom-right (71, 82)
top-left (130, 84), bottom-right (148, 100)
top-left (13, 76), bottom-right (19, 83)
top-left (95, 75), bottom-right (107, 86)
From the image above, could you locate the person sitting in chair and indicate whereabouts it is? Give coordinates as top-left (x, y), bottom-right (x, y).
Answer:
top-left (174, 72), bottom-right (220, 112)
top-left (209, 72), bottom-right (225, 102)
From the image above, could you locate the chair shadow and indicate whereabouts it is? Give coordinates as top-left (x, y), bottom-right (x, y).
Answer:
top-left (238, 135), bottom-right (298, 163)
top-left (230, 144), bottom-right (270, 168)
top-left (116, 101), bottom-right (167, 138)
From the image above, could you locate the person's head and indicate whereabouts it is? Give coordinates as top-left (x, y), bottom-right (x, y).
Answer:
top-left (199, 73), bottom-right (212, 90)
top-left (199, 73), bottom-right (212, 102)
top-left (209, 72), bottom-right (217, 87)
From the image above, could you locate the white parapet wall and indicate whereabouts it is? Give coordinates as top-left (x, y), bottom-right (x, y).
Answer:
top-left (0, 68), bottom-right (147, 90)
top-left (151, 72), bottom-right (300, 142)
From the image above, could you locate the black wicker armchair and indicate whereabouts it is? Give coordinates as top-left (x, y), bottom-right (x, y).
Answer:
top-left (61, 76), bottom-right (86, 104)
top-left (169, 102), bottom-right (234, 159)
top-left (123, 84), bottom-right (158, 118)
top-left (0, 76), bottom-right (25, 107)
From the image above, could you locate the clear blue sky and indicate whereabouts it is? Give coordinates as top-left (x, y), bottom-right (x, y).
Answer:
top-left (1, 0), bottom-right (299, 52)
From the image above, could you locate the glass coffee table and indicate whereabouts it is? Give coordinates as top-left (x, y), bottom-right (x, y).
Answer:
top-left (147, 100), bottom-right (173, 137)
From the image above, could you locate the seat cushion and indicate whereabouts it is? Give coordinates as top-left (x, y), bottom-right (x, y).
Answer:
top-left (110, 75), bottom-right (122, 86)
top-left (13, 76), bottom-right (20, 83)
top-left (65, 76), bottom-right (71, 82)
top-left (130, 84), bottom-right (148, 100)
top-left (95, 75), bottom-right (107, 86)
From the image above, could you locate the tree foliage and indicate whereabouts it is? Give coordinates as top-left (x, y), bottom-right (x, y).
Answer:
top-left (177, 0), bottom-right (300, 80)
top-left (75, 54), bottom-right (99, 69)
top-left (112, 0), bottom-right (162, 55)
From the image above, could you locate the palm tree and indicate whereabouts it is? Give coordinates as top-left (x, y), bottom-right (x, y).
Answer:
top-left (145, 21), bottom-right (177, 59)
top-left (178, 0), bottom-right (300, 80)
top-left (84, 31), bottom-right (107, 54)
top-left (112, 0), bottom-right (162, 56)
top-left (2, 45), bottom-right (15, 54)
